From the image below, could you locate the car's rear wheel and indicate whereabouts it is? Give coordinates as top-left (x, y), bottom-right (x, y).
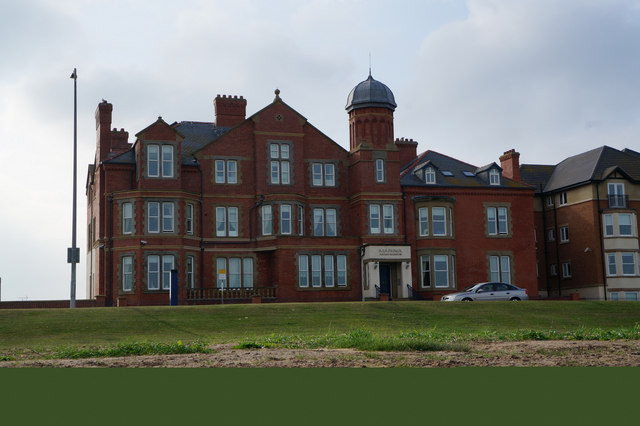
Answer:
top-left (509, 297), bottom-right (521, 301)
top-left (461, 298), bottom-right (473, 302)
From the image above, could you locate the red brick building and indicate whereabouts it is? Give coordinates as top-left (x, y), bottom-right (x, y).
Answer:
top-left (521, 147), bottom-right (640, 300)
top-left (86, 75), bottom-right (538, 306)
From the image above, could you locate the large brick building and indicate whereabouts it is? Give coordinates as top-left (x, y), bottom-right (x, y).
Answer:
top-left (86, 74), bottom-right (538, 306)
top-left (521, 146), bottom-right (640, 300)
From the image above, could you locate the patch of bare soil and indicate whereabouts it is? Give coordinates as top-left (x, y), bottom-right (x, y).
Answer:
top-left (2, 340), bottom-right (640, 368)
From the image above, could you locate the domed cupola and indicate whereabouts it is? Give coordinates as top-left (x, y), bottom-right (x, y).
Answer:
top-left (346, 73), bottom-right (396, 151)
top-left (345, 73), bottom-right (397, 113)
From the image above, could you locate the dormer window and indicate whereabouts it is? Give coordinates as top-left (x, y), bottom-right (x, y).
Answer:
top-left (425, 167), bottom-right (436, 184)
top-left (489, 169), bottom-right (501, 185)
top-left (147, 144), bottom-right (174, 178)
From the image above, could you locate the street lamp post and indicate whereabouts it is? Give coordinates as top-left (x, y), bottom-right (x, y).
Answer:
top-left (68, 68), bottom-right (79, 308)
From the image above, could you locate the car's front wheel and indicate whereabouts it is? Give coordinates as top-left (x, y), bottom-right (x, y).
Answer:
top-left (509, 297), bottom-right (521, 301)
top-left (461, 298), bottom-right (473, 302)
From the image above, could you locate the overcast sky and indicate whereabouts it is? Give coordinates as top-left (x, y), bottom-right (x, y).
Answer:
top-left (1, 0), bottom-right (639, 301)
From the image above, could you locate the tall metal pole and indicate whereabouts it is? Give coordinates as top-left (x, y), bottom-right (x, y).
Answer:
top-left (69, 68), bottom-right (78, 308)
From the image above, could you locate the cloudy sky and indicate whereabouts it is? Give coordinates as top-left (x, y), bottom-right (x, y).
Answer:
top-left (1, 0), bottom-right (639, 301)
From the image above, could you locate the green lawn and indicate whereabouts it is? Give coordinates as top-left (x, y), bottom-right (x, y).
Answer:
top-left (1, 301), bottom-right (640, 351)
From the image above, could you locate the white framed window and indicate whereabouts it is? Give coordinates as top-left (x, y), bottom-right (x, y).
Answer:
top-left (369, 204), bottom-right (394, 234)
top-left (186, 204), bottom-right (194, 235)
top-left (489, 255), bottom-right (511, 283)
top-left (269, 142), bottom-right (291, 185)
top-left (607, 253), bottom-right (617, 276)
top-left (625, 292), bottom-right (638, 301)
top-left (622, 253), bottom-right (636, 276)
top-left (369, 205), bottom-right (380, 234)
top-left (425, 167), bottom-right (436, 184)
top-left (243, 258), bottom-right (253, 288)
top-left (375, 158), bottom-right (385, 183)
top-left (298, 253), bottom-right (348, 289)
top-left (162, 202), bottom-right (174, 232)
top-left (433, 255), bottom-right (449, 288)
top-left (147, 144), bottom-right (174, 178)
top-left (619, 214), bottom-right (633, 236)
top-left (215, 159), bottom-right (238, 184)
top-left (604, 214), bottom-right (614, 236)
top-left (610, 292), bottom-right (619, 301)
top-left (262, 205), bottom-right (273, 236)
top-left (147, 145), bottom-right (159, 177)
top-left (558, 192), bottom-right (567, 206)
top-left (147, 254), bottom-right (174, 291)
top-left (299, 254), bottom-right (309, 288)
top-left (280, 204), bottom-right (292, 235)
top-left (487, 207), bottom-right (508, 236)
top-left (311, 255), bottom-right (322, 287)
top-left (298, 205), bottom-right (305, 236)
top-left (432, 207), bottom-right (446, 236)
top-left (216, 257), bottom-right (253, 288)
top-left (161, 145), bottom-right (174, 178)
top-left (548, 228), bottom-right (555, 241)
top-left (122, 256), bottom-right (133, 291)
top-left (324, 255), bottom-right (335, 287)
top-left (383, 205), bottom-right (394, 234)
top-left (608, 182), bottom-right (625, 204)
top-left (311, 163), bottom-right (335, 187)
top-left (186, 255), bottom-right (195, 289)
top-left (550, 264), bottom-right (557, 276)
top-left (122, 202), bottom-right (133, 234)
top-left (562, 262), bottom-right (572, 278)
top-left (418, 207), bottom-right (429, 236)
top-left (216, 206), bottom-right (238, 237)
top-left (560, 226), bottom-right (569, 242)
top-left (546, 196), bottom-right (554, 207)
top-left (489, 169), bottom-right (500, 185)
top-left (148, 201), bottom-right (174, 233)
top-left (313, 208), bottom-right (337, 237)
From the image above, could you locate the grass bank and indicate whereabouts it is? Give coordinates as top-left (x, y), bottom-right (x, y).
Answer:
top-left (2, 301), bottom-right (639, 353)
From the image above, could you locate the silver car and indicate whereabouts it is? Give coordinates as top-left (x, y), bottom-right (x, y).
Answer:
top-left (441, 282), bottom-right (529, 301)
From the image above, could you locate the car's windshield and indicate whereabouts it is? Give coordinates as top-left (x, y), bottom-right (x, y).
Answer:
top-left (462, 285), bottom-right (477, 292)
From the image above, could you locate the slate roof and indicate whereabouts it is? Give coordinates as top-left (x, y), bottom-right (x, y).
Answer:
top-left (103, 121), bottom-right (230, 166)
top-left (401, 150), bottom-right (532, 189)
top-left (521, 146), bottom-right (640, 193)
top-left (174, 121), bottom-right (230, 163)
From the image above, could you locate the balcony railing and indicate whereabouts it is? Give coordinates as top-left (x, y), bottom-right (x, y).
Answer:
top-left (187, 286), bottom-right (277, 301)
top-left (608, 194), bottom-right (628, 209)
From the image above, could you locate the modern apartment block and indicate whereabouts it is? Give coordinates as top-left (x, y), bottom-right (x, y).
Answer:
top-left (521, 146), bottom-right (640, 300)
top-left (86, 75), bottom-right (538, 306)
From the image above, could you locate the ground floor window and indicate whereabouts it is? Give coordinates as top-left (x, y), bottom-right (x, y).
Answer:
top-left (606, 252), bottom-right (638, 277)
top-left (489, 255), bottom-right (511, 283)
top-left (122, 255), bottom-right (133, 292)
top-left (186, 255), bottom-right (195, 289)
top-left (419, 252), bottom-right (456, 289)
top-left (610, 292), bottom-right (639, 301)
top-left (298, 253), bottom-right (347, 289)
top-left (147, 254), bottom-right (174, 290)
top-left (216, 257), bottom-right (254, 288)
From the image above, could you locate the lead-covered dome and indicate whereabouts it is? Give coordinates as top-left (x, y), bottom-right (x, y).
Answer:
top-left (345, 73), bottom-right (397, 113)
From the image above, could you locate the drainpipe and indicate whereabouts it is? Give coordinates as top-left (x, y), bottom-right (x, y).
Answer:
top-left (540, 186), bottom-right (551, 297)
top-left (552, 194), bottom-right (561, 296)
top-left (596, 184), bottom-right (607, 300)
top-left (193, 157), bottom-right (205, 296)
top-left (107, 194), bottom-right (113, 307)
top-left (249, 195), bottom-right (265, 241)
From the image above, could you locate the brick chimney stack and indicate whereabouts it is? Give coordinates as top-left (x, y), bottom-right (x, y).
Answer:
top-left (214, 95), bottom-right (247, 128)
top-left (395, 137), bottom-right (418, 168)
top-left (499, 149), bottom-right (521, 182)
top-left (95, 100), bottom-right (113, 162)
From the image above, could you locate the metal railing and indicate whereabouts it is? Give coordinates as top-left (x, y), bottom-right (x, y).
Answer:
top-left (187, 286), bottom-right (277, 301)
top-left (608, 194), bottom-right (628, 208)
